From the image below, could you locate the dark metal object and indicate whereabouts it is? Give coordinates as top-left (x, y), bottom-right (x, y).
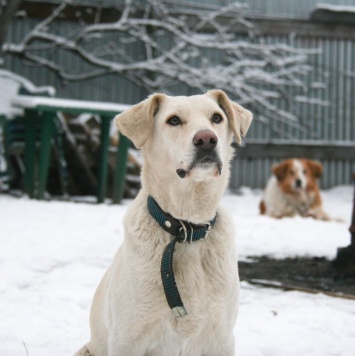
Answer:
top-left (334, 173), bottom-right (355, 274)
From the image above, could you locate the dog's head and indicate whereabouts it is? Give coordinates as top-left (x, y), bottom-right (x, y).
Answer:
top-left (114, 90), bottom-right (252, 183)
top-left (273, 158), bottom-right (323, 194)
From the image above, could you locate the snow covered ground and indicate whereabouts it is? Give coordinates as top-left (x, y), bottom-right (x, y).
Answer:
top-left (0, 186), bottom-right (354, 356)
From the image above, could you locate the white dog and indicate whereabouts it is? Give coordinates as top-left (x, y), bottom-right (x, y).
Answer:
top-left (75, 90), bottom-right (252, 356)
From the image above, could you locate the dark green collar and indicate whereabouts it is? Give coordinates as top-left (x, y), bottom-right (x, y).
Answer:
top-left (147, 195), bottom-right (217, 318)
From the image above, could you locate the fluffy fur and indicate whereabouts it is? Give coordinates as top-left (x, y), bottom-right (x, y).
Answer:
top-left (260, 158), bottom-right (331, 220)
top-left (75, 90), bottom-right (253, 356)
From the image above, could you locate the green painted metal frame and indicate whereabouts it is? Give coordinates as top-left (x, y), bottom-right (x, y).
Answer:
top-left (37, 111), bottom-right (55, 200)
top-left (24, 109), bottom-right (36, 198)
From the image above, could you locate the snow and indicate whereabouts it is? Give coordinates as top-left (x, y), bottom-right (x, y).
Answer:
top-left (11, 95), bottom-right (131, 114)
top-left (314, 4), bottom-right (355, 14)
top-left (0, 186), bottom-right (354, 356)
top-left (0, 77), bottom-right (25, 118)
top-left (0, 70), bottom-right (55, 118)
top-left (0, 69), bottom-right (55, 97)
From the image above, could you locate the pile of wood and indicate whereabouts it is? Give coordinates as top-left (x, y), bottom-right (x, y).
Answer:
top-left (55, 113), bottom-right (142, 199)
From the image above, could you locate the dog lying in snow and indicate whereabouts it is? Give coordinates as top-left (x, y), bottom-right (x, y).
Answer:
top-left (75, 90), bottom-right (253, 356)
top-left (259, 158), bottom-right (331, 220)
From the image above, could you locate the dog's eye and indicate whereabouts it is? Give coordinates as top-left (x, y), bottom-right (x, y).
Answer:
top-left (167, 116), bottom-right (182, 126)
top-left (212, 113), bottom-right (223, 124)
top-left (303, 170), bottom-right (307, 175)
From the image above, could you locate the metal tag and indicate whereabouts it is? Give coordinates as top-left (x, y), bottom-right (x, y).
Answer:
top-left (172, 306), bottom-right (188, 318)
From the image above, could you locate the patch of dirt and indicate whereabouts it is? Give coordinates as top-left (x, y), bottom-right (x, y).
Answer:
top-left (239, 256), bottom-right (355, 297)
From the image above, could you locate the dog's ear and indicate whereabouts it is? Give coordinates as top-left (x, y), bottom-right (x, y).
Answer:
top-left (207, 89), bottom-right (253, 144)
top-left (114, 93), bottom-right (165, 148)
top-left (306, 159), bottom-right (323, 178)
top-left (273, 160), bottom-right (290, 181)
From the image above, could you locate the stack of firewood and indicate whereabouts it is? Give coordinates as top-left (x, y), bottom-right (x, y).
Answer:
top-left (56, 113), bottom-right (142, 199)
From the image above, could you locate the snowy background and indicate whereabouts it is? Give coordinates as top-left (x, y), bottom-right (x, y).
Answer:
top-left (0, 186), bottom-right (354, 356)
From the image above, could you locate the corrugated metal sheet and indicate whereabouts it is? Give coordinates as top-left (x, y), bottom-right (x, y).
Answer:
top-left (244, 35), bottom-right (355, 143)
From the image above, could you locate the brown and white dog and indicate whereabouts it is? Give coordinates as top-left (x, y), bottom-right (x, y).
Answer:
top-left (260, 158), bottom-right (331, 220)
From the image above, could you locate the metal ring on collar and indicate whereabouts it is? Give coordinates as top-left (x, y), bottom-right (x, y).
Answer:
top-left (178, 220), bottom-right (188, 243)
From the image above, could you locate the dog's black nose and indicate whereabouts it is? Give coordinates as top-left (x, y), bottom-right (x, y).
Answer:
top-left (295, 179), bottom-right (302, 188)
top-left (193, 130), bottom-right (218, 150)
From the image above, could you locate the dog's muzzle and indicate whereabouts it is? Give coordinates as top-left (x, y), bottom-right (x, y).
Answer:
top-left (176, 129), bottom-right (222, 178)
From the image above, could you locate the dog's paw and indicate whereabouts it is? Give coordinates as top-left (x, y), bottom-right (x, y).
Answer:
top-left (74, 345), bottom-right (92, 356)
top-left (305, 209), bottom-right (332, 221)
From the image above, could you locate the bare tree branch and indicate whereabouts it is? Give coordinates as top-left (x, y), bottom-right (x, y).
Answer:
top-left (2, 0), bottom-right (327, 135)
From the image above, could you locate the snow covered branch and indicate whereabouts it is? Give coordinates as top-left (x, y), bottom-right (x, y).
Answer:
top-left (2, 0), bottom-right (327, 132)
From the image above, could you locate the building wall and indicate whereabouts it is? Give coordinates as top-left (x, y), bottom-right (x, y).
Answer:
top-left (4, 0), bottom-right (355, 189)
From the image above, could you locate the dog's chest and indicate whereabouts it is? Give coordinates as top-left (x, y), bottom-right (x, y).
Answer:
top-left (134, 230), bottom-right (233, 305)
top-left (282, 190), bottom-right (315, 215)
top-left (174, 239), bottom-right (234, 305)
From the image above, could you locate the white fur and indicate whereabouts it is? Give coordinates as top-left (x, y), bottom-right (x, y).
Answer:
top-left (292, 159), bottom-right (307, 190)
top-left (75, 91), bottom-right (252, 356)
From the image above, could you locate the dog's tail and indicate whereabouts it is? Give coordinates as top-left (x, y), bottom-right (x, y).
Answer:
top-left (259, 200), bottom-right (266, 215)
